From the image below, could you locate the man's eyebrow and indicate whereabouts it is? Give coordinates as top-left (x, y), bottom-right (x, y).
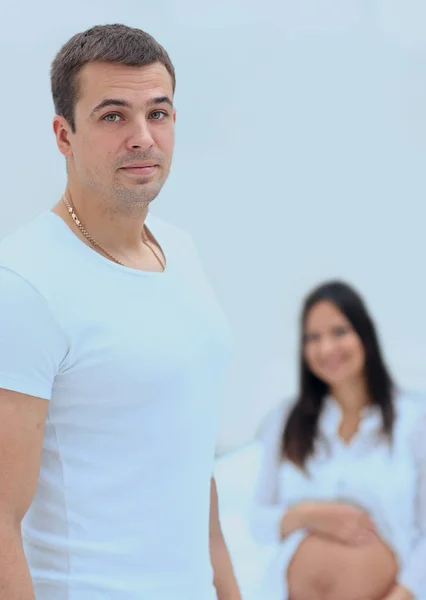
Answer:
top-left (147, 96), bottom-right (173, 108)
top-left (90, 99), bottom-right (133, 116)
top-left (90, 96), bottom-right (173, 117)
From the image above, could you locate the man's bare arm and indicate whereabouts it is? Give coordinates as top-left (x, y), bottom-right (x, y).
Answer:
top-left (209, 477), bottom-right (242, 600)
top-left (0, 388), bottom-right (48, 600)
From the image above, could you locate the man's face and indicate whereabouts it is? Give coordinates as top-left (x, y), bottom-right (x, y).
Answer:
top-left (56, 60), bottom-right (176, 210)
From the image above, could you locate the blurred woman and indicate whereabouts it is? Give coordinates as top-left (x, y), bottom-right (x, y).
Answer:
top-left (250, 281), bottom-right (426, 600)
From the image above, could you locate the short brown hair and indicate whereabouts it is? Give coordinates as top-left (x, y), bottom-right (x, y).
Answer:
top-left (50, 23), bottom-right (176, 132)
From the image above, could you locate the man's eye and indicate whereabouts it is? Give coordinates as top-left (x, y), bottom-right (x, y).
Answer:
top-left (150, 111), bottom-right (166, 120)
top-left (103, 114), bottom-right (122, 122)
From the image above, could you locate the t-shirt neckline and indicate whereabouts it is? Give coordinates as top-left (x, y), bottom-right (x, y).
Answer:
top-left (45, 210), bottom-right (170, 278)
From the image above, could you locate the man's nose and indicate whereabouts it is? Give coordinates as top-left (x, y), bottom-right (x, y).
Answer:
top-left (126, 118), bottom-right (155, 150)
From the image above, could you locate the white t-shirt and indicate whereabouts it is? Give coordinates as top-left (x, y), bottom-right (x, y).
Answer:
top-left (0, 211), bottom-right (232, 600)
top-left (250, 394), bottom-right (426, 600)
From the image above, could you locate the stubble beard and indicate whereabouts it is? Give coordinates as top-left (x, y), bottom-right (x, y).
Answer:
top-left (110, 181), bottom-right (161, 216)
top-left (92, 169), bottom-right (167, 218)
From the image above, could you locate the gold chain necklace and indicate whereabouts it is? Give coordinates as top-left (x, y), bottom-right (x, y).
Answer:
top-left (62, 195), bottom-right (165, 271)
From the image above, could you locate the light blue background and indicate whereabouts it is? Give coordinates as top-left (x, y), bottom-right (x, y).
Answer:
top-left (2, 1), bottom-right (426, 451)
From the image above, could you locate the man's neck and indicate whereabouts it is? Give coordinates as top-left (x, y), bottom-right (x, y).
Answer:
top-left (52, 187), bottom-right (157, 270)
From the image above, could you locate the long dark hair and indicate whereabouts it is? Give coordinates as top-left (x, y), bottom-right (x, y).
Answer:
top-left (282, 280), bottom-right (395, 469)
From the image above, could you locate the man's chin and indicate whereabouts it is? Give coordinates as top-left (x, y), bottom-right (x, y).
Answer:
top-left (112, 185), bottom-right (162, 210)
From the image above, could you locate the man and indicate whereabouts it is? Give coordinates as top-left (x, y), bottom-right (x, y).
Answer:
top-left (0, 24), bottom-right (241, 600)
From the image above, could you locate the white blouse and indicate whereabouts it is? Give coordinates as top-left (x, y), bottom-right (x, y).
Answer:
top-left (250, 393), bottom-right (426, 600)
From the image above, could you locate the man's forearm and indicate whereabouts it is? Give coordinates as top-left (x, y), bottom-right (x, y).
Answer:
top-left (0, 525), bottom-right (34, 599)
top-left (210, 535), bottom-right (242, 600)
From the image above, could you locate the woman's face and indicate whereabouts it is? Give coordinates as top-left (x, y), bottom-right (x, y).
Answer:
top-left (303, 300), bottom-right (365, 388)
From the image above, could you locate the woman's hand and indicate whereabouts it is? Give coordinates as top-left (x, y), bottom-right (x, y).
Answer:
top-left (292, 501), bottom-right (377, 546)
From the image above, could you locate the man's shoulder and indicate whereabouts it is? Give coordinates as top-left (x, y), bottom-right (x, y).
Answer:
top-left (147, 213), bottom-right (204, 272)
top-left (0, 211), bottom-right (53, 254)
top-left (0, 211), bottom-right (62, 284)
top-left (147, 212), bottom-right (194, 246)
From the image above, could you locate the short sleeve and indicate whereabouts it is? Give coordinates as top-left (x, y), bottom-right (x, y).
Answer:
top-left (0, 267), bottom-right (69, 400)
